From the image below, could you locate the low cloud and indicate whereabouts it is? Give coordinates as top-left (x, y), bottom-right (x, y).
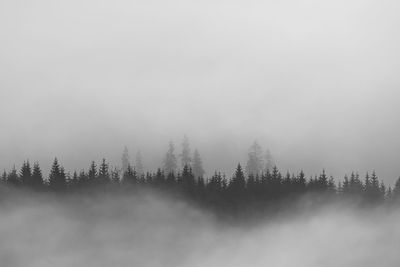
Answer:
top-left (0, 188), bottom-right (399, 267)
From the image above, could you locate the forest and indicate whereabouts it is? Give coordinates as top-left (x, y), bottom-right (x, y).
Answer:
top-left (2, 138), bottom-right (400, 218)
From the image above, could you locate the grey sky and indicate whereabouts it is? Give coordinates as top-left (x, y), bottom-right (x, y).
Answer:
top-left (1, 0), bottom-right (400, 183)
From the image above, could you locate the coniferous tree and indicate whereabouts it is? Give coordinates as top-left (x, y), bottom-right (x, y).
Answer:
top-left (264, 149), bottom-right (275, 173)
top-left (246, 141), bottom-right (264, 177)
top-left (180, 135), bottom-right (191, 168)
top-left (365, 171), bottom-right (383, 203)
top-left (98, 159), bottom-right (110, 184)
top-left (122, 164), bottom-right (137, 185)
top-left (70, 171), bottom-right (79, 188)
top-left (88, 161), bottom-right (97, 184)
top-left (135, 151), bottom-right (144, 177)
top-left (163, 141), bottom-right (177, 175)
top-left (327, 176), bottom-right (336, 194)
top-left (20, 161), bottom-right (32, 186)
top-left (7, 167), bottom-right (19, 186)
top-left (192, 149), bottom-right (205, 179)
top-left (228, 164), bottom-right (246, 200)
top-left (296, 170), bottom-right (307, 193)
top-left (318, 169), bottom-right (328, 191)
top-left (121, 146), bottom-right (130, 175)
top-left (181, 165), bottom-right (195, 193)
top-left (31, 162), bottom-right (44, 188)
top-left (49, 158), bottom-right (67, 191)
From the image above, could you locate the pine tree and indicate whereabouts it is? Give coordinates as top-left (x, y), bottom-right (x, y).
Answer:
top-left (88, 161), bottom-right (97, 184)
top-left (20, 161), bottom-right (32, 186)
top-left (246, 141), bottom-right (264, 177)
top-left (7, 167), bottom-right (19, 186)
top-left (70, 171), bottom-right (79, 188)
top-left (264, 149), bottom-right (275, 172)
top-left (163, 141), bottom-right (177, 175)
top-left (318, 169), bottom-right (328, 191)
top-left (31, 162), bottom-right (44, 188)
top-left (49, 158), bottom-right (67, 191)
top-left (192, 149), bottom-right (205, 179)
top-left (135, 151), bottom-right (144, 177)
top-left (98, 159), bottom-right (110, 184)
top-left (181, 165), bottom-right (195, 192)
top-left (122, 164), bottom-right (137, 185)
top-left (229, 164), bottom-right (246, 198)
top-left (180, 135), bottom-right (191, 168)
top-left (121, 146), bottom-right (130, 175)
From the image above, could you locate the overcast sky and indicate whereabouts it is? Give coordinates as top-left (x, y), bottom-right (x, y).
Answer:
top-left (1, 0), bottom-right (400, 183)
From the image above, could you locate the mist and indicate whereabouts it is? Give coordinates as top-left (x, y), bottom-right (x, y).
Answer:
top-left (1, 0), bottom-right (400, 183)
top-left (0, 188), bottom-right (398, 267)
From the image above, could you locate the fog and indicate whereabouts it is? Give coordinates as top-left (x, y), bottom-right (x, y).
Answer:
top-left (1, 0), bottom-right (400, 182)
top-left (0, 188), bottom-right (398, 267)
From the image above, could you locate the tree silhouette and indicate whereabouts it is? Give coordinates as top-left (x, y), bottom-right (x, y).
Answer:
top-left (98, 159), bottom-right (110, 184)
top-left (163, 141), bottom-right (177, 175)
top-left (192, 149), bottom-right (205, 179)
top-left (135, 151), bottom-right (144, 177)
top-left (31, 162), bottom-right (44, 188)
top-left (20, 161), bottom-right (32, 186)
top-left (180, 135), bottom-right (191, 168)
top-left (49, 158), bottom-right (67, 191)
top-left (121, 146), bottom-right (130, 175)
top-left (246, 141), bottom-right (263, 177)
top-left (7, 167), bottom-right (19, 186)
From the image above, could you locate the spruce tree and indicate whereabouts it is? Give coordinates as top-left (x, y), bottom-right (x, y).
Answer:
top-left (7, 167), bottom-right (19, 186)
top-left (180, 135), bottom-right (191, 168)
top-left (48, 158), bottom-right (67, 191)
top-left (31, 162), bottom-right (44, 188)
top-left (246, 141), bottom-right (264, 177)
top-left (20, 161), bottom-right (32, 186)
top-left (163, 141), bottom-right (177, 175)
top-left (192, 149), bottom-right (205, 179)
top-left (135, 151), bottom-right (144, 177)
top-left (98, 159), bottom-right (110, 184)
top-left (122, 164), bottom-right (137, 185)
top-left (121, 146), bottom-right (130, 175)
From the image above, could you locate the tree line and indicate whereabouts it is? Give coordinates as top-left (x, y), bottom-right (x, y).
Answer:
top-left (2, 138), bottom-right (400, 214)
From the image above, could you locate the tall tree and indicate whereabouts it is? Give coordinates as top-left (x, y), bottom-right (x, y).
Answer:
top-left (49, 158), bottom-right (67, 191)
top-left (121, 146), bottom-right (130, 175)
top-left (88, 161), bottom-right (97, 184)
top-left (98, 159), bottom-right (110, 184)
top-left (228, 163), bottom-right (246, 198)
top-left (192, 149), bottom-right (205, 179)
top-left (264, 149), bottom-right (275, 172)
top-left (180, 135), bottom-right (191, 168)
top-left (31, 162), bottom-right (44, 187)
top-left (135, 150), bottom-right (144, 177)
top-left (163, 141), bottom-right (177, 174)
top-left (20, 161), bottom-right (32, 186)
top-left (246, 141), bottom-right (263, 177)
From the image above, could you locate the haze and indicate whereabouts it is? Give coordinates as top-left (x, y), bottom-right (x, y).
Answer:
top-left (1, 0), bottom-right (400, 182)
top-left (1, 189), bottom-right (399, 267)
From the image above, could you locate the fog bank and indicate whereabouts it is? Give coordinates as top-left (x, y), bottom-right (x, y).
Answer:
top-left (0, 189), bottom-right (399, 267)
